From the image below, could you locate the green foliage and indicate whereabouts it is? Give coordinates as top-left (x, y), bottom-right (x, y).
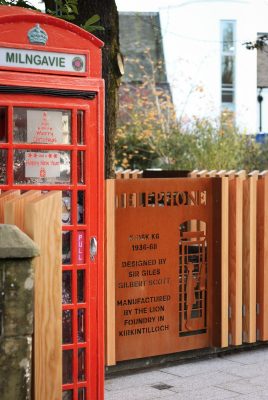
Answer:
top-left (0, 0), bottom-right (37, 9)
top-left (0, 0), bottom-right (104, 32)
top-left (116, 54), bottom-right (267, 171)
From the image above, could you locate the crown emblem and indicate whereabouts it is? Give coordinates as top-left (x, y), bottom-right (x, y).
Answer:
top-left (27, 24), bottom-right (48, 45)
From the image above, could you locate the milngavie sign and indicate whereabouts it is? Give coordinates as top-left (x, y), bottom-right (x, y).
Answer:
top-left (0, 47), bottom-right (87, 74)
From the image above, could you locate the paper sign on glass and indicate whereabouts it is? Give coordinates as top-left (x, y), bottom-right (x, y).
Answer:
top-left (27, 110), bottom-right (62, 144)
top-left (25, 151), bottom-right (60, 178)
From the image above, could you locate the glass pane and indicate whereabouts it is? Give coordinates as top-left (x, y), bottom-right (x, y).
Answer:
top-left (63, 350), bottom-right (73, 384)
top-left (0, 150), bottom-right (7, 184)
top-left (77, 110), bottom-right (84, 145)
top-left (78, 348), bottom-right (86, 381)
top-left (77, 191), bottom-right (85, 224)
top-left (63, 310), bottom-right (73, 344)
top-left (62, 190), bottom-right (72, 225)
top-left (0, 107), bottom-right (7, 142)
top-left (77, 151), bottom-right (85, 184)
top-left (222, 56), bottom-right (234, 85)
top-left (222, 21), bottom-right (235, 52)
top-left (78, 388), bottom-right (86, 400)
top-left (77, 270), bottom-right (85, 303)
top-left (78, 309), bottom-right (85, 342)
top-left (13, 150), bottom-right (71, 185)
top-left (62, 271), bottom-right (72, 304)
top-left (77, 231), bottom-right (85, 264)
top-left (222, 90), bottom-right (234, 103)
top-left (13, 108), bottom-right (71, 144)
top-left (62, 231), bottom-right (71, 265)
top-left (62, 390), bottom-right (73, 400)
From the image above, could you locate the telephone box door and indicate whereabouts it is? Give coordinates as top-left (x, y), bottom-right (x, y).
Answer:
top-left (0, 90), bottom-right (104, 400)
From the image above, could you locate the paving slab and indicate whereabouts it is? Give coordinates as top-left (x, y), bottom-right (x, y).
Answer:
top-left (105, 347), bottom-right (268, 400)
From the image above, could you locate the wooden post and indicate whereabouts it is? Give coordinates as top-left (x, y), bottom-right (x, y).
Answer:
top-left (243, 171), bottom-right (258, 343)
top-left (228, 171), bottom-right (245, 345)
top-left (105, 180), bottom-right (116, 365)
top-left (24, 191), bottom-right (62, 400)
top-left (257, 171), bottom-right (268, 340)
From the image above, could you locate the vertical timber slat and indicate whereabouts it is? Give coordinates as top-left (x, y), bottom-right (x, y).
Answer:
top-left (105, 179), bottom-right (116, 365)
top-left (228, 172), bottom-right (244, 345)
top-left (0, 190), bottom-right (20, 222)
top-left (24, 191), bottom-right (62, 400)
top-left (243, 171), bottom-right (258, 343)
top-left (4, 190), bottom-right (41, 230)
top-left (257, 171), bottom-right (268, 340)
top-left (220, 176), bottom-right (229, 347)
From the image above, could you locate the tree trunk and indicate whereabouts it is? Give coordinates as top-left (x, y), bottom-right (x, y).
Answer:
top-left (44, 0), bottom-right (120, 178)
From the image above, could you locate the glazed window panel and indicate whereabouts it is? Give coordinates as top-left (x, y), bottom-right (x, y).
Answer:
top-left (62, 390), bottom-right (73, 400)
top-left (78, 348), bottom-right (86, 381)
top-left (13, 150), bottom-right (71, 184)
top-left (78, 388), bottom-right (86, 400)
top-left (77, 151), bottom-right (85, 184)
top-left (77, 270), bottom-right (85, 303)
top-left (62, 310), bottom-right (73, 344)
top-left (0, 150), bottom-right (7, 184)
top-left (62, 231), bottom-right (72, 265)
top-left (0, 107), bottom-right (7, 143)
top-left (62, 350), bottom-right (73, 384)
top-left (62, 190), bottom-right (72, 225)
top-left (62, 271), bottom-right (72, 304)
top-left (13, 108), bottom-right (71, 144)
top-left (77, 110), bottom-right (84, 145)
top-left (77, 191), bottom-right (85, 224)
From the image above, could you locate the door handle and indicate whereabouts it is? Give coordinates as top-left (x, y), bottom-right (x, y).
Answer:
top-left (90, 237), bottom-right (97, 261)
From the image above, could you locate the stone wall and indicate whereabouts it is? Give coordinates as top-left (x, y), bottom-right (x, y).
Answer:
top-left (0, 225), bottom-right (39, 400)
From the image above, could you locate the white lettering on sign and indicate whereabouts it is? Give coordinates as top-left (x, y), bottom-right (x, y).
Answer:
top-left (25, 152), bottom-right (60, 178)
top-left (27, 110), bottom-right (62, 144)
top-left (0, 47), bottom-right (86, 73)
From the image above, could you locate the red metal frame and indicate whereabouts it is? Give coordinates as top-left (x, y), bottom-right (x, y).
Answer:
top-left (0, 6), bottom-right (104, 400)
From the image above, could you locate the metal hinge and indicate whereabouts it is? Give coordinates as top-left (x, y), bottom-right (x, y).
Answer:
top-left (228, 306), bottom-right (232, 319)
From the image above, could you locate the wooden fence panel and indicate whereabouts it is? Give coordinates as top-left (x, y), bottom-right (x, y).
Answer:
top-left (228, 172), bottom-right (244, 345)
top-left (0, 190), bottom-right (20, 222)
top-left (257, 171), bottom-right (268, 340)
top-left (242, 171), bottom-right (258, 343)
top-left (24, 191), bottom-right (62, 400)
top-left (4, 190), bottom-right (41, 230)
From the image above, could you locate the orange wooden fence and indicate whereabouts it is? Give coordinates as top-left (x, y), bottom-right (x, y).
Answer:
top-left (106, 170), bottom-right (268, 365)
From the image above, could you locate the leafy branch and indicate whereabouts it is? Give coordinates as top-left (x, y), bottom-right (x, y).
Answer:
top-left (0, 0), bottom-right (104, 32)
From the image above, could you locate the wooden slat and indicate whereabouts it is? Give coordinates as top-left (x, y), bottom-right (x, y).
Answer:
top-left (0, 190), bottom-right (20, 222)
top-left (206, 170), bottom-right (217, 177)
top-left (257, 171), bottom-right (268, 340)
top-left (188, 169), bottom-right (199, 177)
top-left (221, 176), bottom-right (229, 347)
top-left (24, 191), bottom-right (62, 400)
top-left (4, 190), bottom-right (41, 230)
top-left (105, 180), bottom-right (116, 365)
top-left (228, 174), bottom-right (244, 345)
top-left (129, 169), bottom-right (143, 179)
top-left (242, 171), bottom-right (258, 343)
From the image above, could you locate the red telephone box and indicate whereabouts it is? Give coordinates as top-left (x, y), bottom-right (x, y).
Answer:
top-left (0, 6), bottom-right (104, 400)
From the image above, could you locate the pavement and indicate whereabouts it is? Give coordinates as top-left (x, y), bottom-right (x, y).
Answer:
top-left (105, 346), bottom-right (268, 399)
